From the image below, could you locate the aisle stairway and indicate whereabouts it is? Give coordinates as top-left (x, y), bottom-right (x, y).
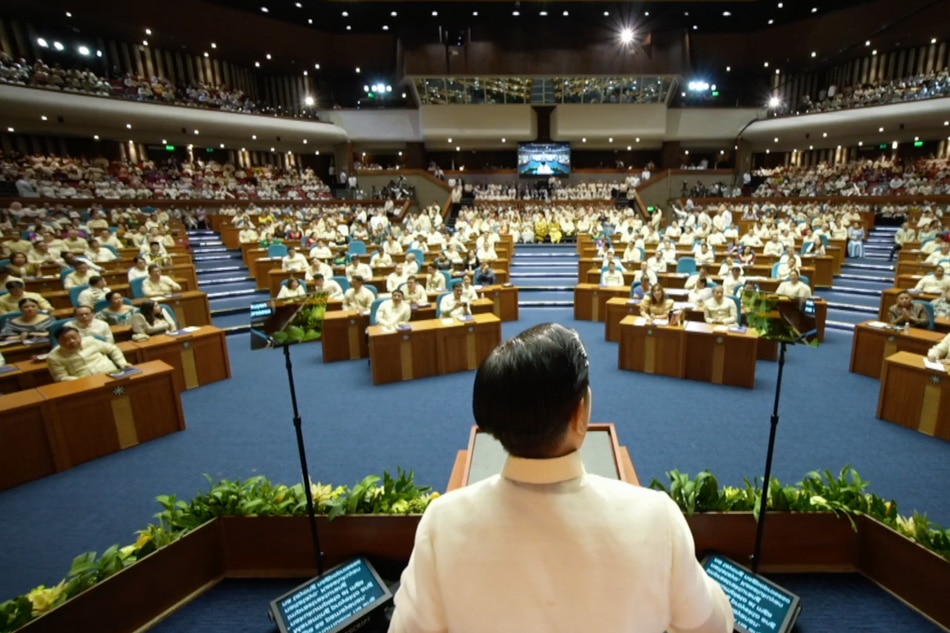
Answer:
top-left (822, 226), bottom-right (895, 332)
top-left (508, 242), bottom-right (576, 308)
top-left (188, 229), bottom-right (268, 334)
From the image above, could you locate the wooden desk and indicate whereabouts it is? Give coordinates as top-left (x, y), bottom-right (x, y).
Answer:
top-left (877, 352), bottom-right (950, 441)
top-left (0, 360), bottom-right (185, 490)
top-left (139, 291), bottom-right (212, 328)
top-left (252, 256), bottom-right (284, 288)
top-left (683, 321), bottom-right (758, 389)
top-left (618, 316), bottom-right (687, 378)
top-left (481, 284), bottom-right (519, 322)
top-left (897, 261), bottom-right (938, 278)
top-left (849, 322), bottom-right (945, 379)
top-left (367, 314), bottom-right (502, 385)
top-left (802, 255), bottom-right (834, 288)
top-left (0, 389), bottom-right (54, 490)
top-left (574, 284), bottom-right (630, 322)
top-left (130, 326), bottom-right (231, 392)
top-left (321, 310), bottom-right (370, 362)
top-left (879, 288), bottom-right (938, 321)
top-left (605, 298), bottom-right (644, 342)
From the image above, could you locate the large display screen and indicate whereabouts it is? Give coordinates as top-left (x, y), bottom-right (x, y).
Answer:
top-left (269, 558), bottom-right (393, 633)
top-left (518, 142), bottom-right (571, 177)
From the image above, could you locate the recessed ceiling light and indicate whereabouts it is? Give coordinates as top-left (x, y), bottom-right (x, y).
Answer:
top-left (255, 61), bottom-right (260, 67)
top-left (6, 127), bottom-right (13, 133)
top-left (872, 49), bottom-right (877, 55)
top-left (401, 92), bottom-right (406, 98)
top-left (777, 1), bottom-right (783, 6)
top-left (472, 10), bottom-right (479, 16)
top-left (303, 139), bottom-right (308, 144)
top-left (582, 138), bottom-right (587, 143)
top-left (295, 2), bottom-right (302, 7)
top-left (513, 10), bottom-right (520, 16)
top-left (314, 150), bottom-right (320, 155)
top-left (502, 138), bottom-right (506, 143)
top-left (220, 143), bottom-right (225, 148)
top-left (162, 139), bottom-right (167, 144)
top-left (270, 147), bottom-right (275, 152)
top-left (684, 11), bottom-right (689, 16)
top-left (539, 10), bottom-right (547, 16)
top-left (603, 11), bottom-right (609, 16)
top-left (775, 69), bottom-right (780, 74)
top-left (341, 11), bottom-right (348, 16)
top-left (314, 63), bottom-right (320, 69)
top-left (608, 137), bottom-right (613, 142)
top-left (126, 123), bottom-right (132, 129)
top-left (859, 141), bottom-right (863, 146)
top-left (763, 61), bottom-right (769, 67)
top-left (142, 40), bottom-right (148, 46)
top-left (53, 41), bottom-right (64, 51)
top-left (726, 66), bottom-right (731, 72)
top-left (448, 138), bottom-right (452, 143)
top-left (241, 147), bottom-right (246, 152)
top-left (211, 42), bottom-right (217, 49)
top-left (382, 25), bottom-right (389, 30)
top-left (563, 10), bottom-right (569, 16)
top-left (774, 137), bottom-right (779, 143)
top-left (308, 18), bottom-right (312, 24)
top-left (768, 19), bottom-right (774, 25)
top-left (65, 11), bottom-right (72, 17)
top-left (865, 40), bottom-right (871, 46)
top-left (203, 52), bottom-right (209, 57)
top-left (811, 7), bottom-right (817, 12)
top-left (94, 135), bottom-right (99, 140)
top-left (636, 137), bottom-right (640, 143)
top-left (391, 11), bottom-right (397, 16)
top-left (932, 38), bottom-right (938, 44)
top-left (822, 133), bottom-right (827, 138)
top-left (252, 135), bottom-right (257, 140)
top-left (644, 11), bottom-right (649, 16)
top-left (145, 28), bottom-right (152, 35)
top-left (355, 67), bottom-right (361, 73)
top-left (261, 6), bottom-right (269, 13)
top-left (723, 11), bottom-right (731, 16)
top-left (303, 70), bottom-right (308, 76)
top-left (266, 53), bottom-right (272, 60)
top-left (40, 115), bottom-right (47, 121)
top-left (879, 127), bottom-right (884, 132)
top-left (693, 25), bottom-right (698, 30)
top-left (431, 10), bottom-right (438, 16)
top-left (627, 146), bottom-right (632, 151)
top-left (811, 51), bottom-right (817, 57)
top-left (37, 38), bottom-right (48, 47)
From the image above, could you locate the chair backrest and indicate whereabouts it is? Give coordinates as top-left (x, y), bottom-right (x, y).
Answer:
top-left (914, 300), bottom-right (936, 330)
top-left (407, 248), bottom-right (425, 267)
top-left (60, 267), bottom-right (75, 281)
top-left (798, 275), bottom-right (810, 287)
top-left (159, 304), bottom-right (179, 329)
top-left (368, 297), bottom-right (387, 325)
top-left (728, 296), bottom-right (742, 325)
top-left (800, 241), bottom-right (814, 255)
top-left (676, 257), bottom-right (697, 274)
top-left (435, 292), bottom-right (450, 317)
top-left (130, 276), bottom-right (148, 298)
top-left (0, 259), bottom-right (10, 268)
top-left (93, 298), bottom-right (134, 313)
top-left (0, 311), bottom-right (23, 328)
top-left (364, 284), bottom-right (378, 298)
top-left (630, 281), bottom-right (642, 298)
top-left (332, 275), bottom-right (350, 292)
top-left (449, 277), bottom-right (463, 289)
top-left (267, 243), bottom-right (288, 258)
top-left (770, 262), bottom-right (783, 278)
top-left (439, 270), bottom-right (452, 289)
top-left (637, 247), bottom-right (646, 261)
top-left (69, 284), bottom-right (90, 307)
top-left (819, 234), bottom-right (830, 247)
top-left (348, 240), bottom-right (367, 255)
top-left (102, 244), bottom-right (120, 258)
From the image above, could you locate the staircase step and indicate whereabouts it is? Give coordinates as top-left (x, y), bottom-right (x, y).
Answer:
top-left (197, 266), bottom-right (244, 274)
top-left (197, 276), bottom-right (256, 286)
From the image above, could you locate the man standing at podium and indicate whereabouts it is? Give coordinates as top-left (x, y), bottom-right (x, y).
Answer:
top-left (389, 323), bottom-right (734, 633)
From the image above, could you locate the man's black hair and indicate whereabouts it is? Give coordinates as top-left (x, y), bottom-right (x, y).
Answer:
top-left (473, 323), bottom-right (590, 458)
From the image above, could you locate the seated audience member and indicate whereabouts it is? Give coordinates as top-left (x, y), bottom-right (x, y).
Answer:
top-left (277, 277), bottom-right (307, 300)
top-left (403, 276), bottom-right (428, 306)
top-left (47, 325), bottom-right (131, 382)
top-left (426, 264), bottom-right (447, 293)
top-left (142, 264), bottom-right (182, 296)
top-left (128, 256), bottom-right (151, 283)
top-left (688, 277), bottom-right (713, 306)
top-left (0, 297), bottom-right (53, 341)
top-left (914, 266), bottom-right (950, 295)
top-left (371, 249), bottom-right (394, 268)
top-left (130, 300), bottom-right (176, 340)
top-left (0, 266), bottom-right (24, 290)
top-left (343, 275), bottom-right (374, 312)
top-left (924, 242), bottom-right (950, 267)
top-left (775, 270), bottom-right (812, 300)
top-left (345, 255), bottom-right (373, 281)
top-left (389, 322), bottom-right (735, 633)
top-left (63, 261), bottom-right (94, 289)
top-left (281, 246), bottom-right (308, 272)
top-left (721, 266), bottom-right (745, 297)
top-left (704, 286), bottom-right (738, 325)
top-left (311, 274), bottom-right (344, 300)
top-left (87, 239), bottom-right (117, 264)
top-left (631, 277), bottom-right (652, 301)
top-left (475, 263), bottom-right (497, 286)
top-left (640, 285), bottom-right (674, 322)
top-left (460, 274), bottom-right (479, 302)
top-left (387, 264), bottom-right (408, 293)
top-left (601, 261), bottom-right (625, 287)
top-left (0, 280), bottom-right (53, 314)
top-left (927, 331), bottom-right (950, 361)
top-left (7, 252), bottom-right (38, 278)
top-left (309, 240), bottom-right (333, 259)
top-left (932, 289), bottom-right (950, 319)
top-left (67, 304), bottom-right (114, 343)
top-left (404, 252), bottom-right (420, 275)
top-left (76, 275), bottom-right (111, 308)
top-left (96, 291), bottom-right (137, 325)
top-left (888, 291), bottom-right (929, 328)
top-left (439, 283), bottom-right (471, 318)
top-left (305, 258), bottom-right (334, 283)
top-left (375, 289), bottom-right (411, 327)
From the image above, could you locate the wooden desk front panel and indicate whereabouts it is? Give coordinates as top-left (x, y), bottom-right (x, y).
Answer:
top-left (850, 323), bottom-right (944, 379)
top-left (160, 292), bottom-right (212, 327)
top-left (802, 256), bottom-right (834, 287)
top-left (321, 311), bottom-right (369, 362)
top-left (0, 391), bottom-right (55, 490)
top-left (605, 298), bottom-right (642, 342)
top-left (684, 323), bottom-right (758, 389)
top-left (878, 352), bottom-right (950, 441)
top-left (483, 285), bottom-right (519, 322)
top-left (896, 261), bottom-right (937, 277)
top-left (133, 327), bottom-right (231, 391)
top-left (574, 284), bottom-right (629, 322)
top-left (618, 318), bottom-right (687, 378)
top-left (369, 327), bottom-right (440, 385)
top-left (439, 319), bottom-right (502, 375)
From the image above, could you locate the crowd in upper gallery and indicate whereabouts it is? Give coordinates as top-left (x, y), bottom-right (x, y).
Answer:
top-left (752, 157), bottom-right (950, 197)
top-left (800, 68), bottom-right (950, 114)
top-left (1, 152), bottom-right (331, 200)
top-left (0, 53), bottom-right (318, 120)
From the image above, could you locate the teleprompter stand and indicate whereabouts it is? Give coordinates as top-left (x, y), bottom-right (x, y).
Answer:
top-left (752, 340), bottom-right (786, 573)
top-left (283, 344), bottom-right (325, 575)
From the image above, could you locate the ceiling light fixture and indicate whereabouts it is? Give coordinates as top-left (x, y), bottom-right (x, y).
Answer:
top-left (53, 41), bottom-right (65, 51)
top-left (261, 6), bottom-right (269, 13)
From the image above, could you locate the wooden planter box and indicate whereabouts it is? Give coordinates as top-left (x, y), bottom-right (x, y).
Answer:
top-left (14, 513), bottom-right (950, 632)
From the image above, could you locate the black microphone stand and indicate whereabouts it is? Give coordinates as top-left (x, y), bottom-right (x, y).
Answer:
top-left (751, 340), bottom-right (787, 573)
top-left (283, 344), bottom-right (325, 575)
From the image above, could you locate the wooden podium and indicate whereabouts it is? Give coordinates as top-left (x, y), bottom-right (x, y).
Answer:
top-left (446, 423), bottom-right (639, 492)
